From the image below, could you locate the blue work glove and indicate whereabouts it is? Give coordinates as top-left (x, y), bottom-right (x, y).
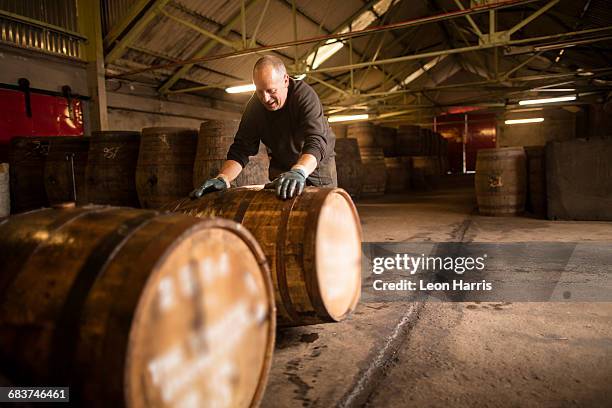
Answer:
top-left (273, 168), bottom-right (307, 200)
top-left (190, 176), bottom-right (227, 199)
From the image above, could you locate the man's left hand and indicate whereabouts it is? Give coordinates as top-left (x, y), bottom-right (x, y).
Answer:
top-left (273, 169), bottom-right (307, 200)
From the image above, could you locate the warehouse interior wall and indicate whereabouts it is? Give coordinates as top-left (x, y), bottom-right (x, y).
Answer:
top-left (498, 108), bottom-right (577, 148)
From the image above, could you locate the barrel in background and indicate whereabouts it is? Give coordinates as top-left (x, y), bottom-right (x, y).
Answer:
top-left (475, 147), bottom-right (526, 216)
top-left (9, 136), bottom-right (50, 213)
top-left (85, 131), bottom-right (141, 207)
top-left (0, 206), bottom-right (275, 407)
top-left (330, 124), bottom-right (347, 139)
top-left (165, 186), bottom-right (362, 327)
top-left (378, 126), bottom-right (398, 157)
top-left (347, 122), bottom-right (378, 147)
top-left (411, 156), bottom-right (442, 190)
top-left (360, 147), bottom-right (387, 197)
top-left (396, 125), bottom-right (422, 156)
top-left (44, 137), bottom-right (89, 206)
top-left (194, 120), bottom-right (269, 188)
top-left (136, 127), bottom-right (198, 209)
top-left (334, 138), bottom-right (363, 199)
top-left (384, 157), bottom-right (407, 193)
top-left (0, 163), bottom-right (8, 217)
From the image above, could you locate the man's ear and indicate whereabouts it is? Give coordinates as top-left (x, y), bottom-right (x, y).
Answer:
top-left (283, 74), bottom-right (289, 87)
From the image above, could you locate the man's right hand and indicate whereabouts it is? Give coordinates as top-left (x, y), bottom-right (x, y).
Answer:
top-left (189, 177), bottom-right (228, 199)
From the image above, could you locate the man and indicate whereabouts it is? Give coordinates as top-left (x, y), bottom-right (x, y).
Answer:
top-left (190, 55), bottom-right (336, 200)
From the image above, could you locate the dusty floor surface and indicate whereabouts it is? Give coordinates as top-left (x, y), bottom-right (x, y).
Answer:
top-left (262, 176), bottom-right (612, 408)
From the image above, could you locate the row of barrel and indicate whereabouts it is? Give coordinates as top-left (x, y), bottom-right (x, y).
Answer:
top-left (3, 122), bottom-right (269, 214)
top-left (475, 146), bottom-right (546, 217)
top-left (333, 122), bottom-right (449, 197)
top-left (0, 185), bottom-right (363, 406)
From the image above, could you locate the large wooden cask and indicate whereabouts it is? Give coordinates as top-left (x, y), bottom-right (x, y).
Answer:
top-left (0, 206), bottom-right (275, 407)
top-left (0, 163), bottom-right (8, 217)
top-left (85, 131), bottom-right (140, 207)
top-left (347, 122), bottom-right (378, 147)
top-left (44, 137), bottom-right (89, 206)
top-left (411, 156), bottom-right (442, 190)
top-left (193, 120), bottom-right (269, 188)
top-left (136, 127), bottom-right (198, 209)
top-left (360, 147), bottom-right (387, 197)
top-left (378, 126), bottom-right (398, 157)
top-left (396, 125), bottom-right (421, 156)
top-left (165, 187), bottom-right (362, 327)
top-left (8, 137), bottom-right (50, 213)
top-left (330, 124), bottom-right (347, 139)
top-left (334, 138), bottom-right (363, 199)
top-left (384, 157), bottom-right (407, 193)
top-left (475, 147), bottom-right (526, 216)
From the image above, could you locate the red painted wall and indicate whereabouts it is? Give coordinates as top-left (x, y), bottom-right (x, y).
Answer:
top-left (0, 88), bottom-right (84, 160)
top-left (436, 112), bottom-right (496, 173)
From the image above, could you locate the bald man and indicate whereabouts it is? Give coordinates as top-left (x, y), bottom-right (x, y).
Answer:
top-left (190, 55), bottom-right (337, 200)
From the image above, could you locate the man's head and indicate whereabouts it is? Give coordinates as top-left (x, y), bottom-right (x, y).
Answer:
top-left (253, 55), bottom-right (289, 111)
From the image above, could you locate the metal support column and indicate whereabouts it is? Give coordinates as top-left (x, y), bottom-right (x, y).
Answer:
top-left (77, 0), bottom-right (108, 131)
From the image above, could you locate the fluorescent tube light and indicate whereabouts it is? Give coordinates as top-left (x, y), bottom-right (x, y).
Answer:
top-left (518, 95), bottom-right (576, 105)
top-left (328, 114), bottom-right (369, 123)
top-left (504, 118), bottom-right (544, 125)
top-left (225, 84), bottom-right (256, 94)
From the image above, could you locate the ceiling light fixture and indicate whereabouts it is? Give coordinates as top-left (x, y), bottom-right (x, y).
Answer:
top-left (225, 84), bottom-right (256, 94)
top-left (518, 95), bottom-right (576, 105)
top-left (328, 114), bottom-right (369, 123)
top-left (505, 118), bottom-right (544, 125)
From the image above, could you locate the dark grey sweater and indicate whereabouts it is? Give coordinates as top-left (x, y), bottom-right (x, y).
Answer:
top-left (227, 78), bottom-right (337, 187)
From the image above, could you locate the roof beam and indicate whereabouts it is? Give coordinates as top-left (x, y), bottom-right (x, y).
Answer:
top-left (158, 0), bottom-right (261, 94)
top-left (105, 0), bottom-right (170, 64)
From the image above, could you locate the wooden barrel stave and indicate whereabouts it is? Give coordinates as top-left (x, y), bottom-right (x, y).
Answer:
top-left (347, 122), bottom-right (378, 147)
top-left (137, 127), bottom-right (198, 209)
top-left (194, 120), bottom-right (269, 188)
top-left (0, 206), bottom-right (275, 407)
top-left (166, 187), bottom-right (362, 327)
top-left (334, 138), bottom-right (363, 199)
top-left (9, 137), bottom-right (50, 213)
top-left (384, 157), bottom-right (407, 193)
top-left (475, 147), bottom-right (527, 216)
top-left (360, 147), bottom-right (386, 196)
top-left (85, 131), bottom-right (141, 207)
top-left (44, 137), bottom-right (89, 206)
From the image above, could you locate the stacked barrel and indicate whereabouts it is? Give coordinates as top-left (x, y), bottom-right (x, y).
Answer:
top-left (396, 125), bottom-right (447, 190)
top-left (347, 122), bottom-right (386, 197)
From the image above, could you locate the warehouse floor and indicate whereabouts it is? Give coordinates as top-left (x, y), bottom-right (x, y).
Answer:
top-left (261, 175), bottom-right (612, 408)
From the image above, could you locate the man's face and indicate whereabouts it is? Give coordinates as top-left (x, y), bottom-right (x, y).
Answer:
top-left (253, 66), bottom-right (289, 111)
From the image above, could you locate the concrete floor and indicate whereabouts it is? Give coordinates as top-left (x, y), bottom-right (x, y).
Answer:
top-left (261, 175), bottom-right (612, 408)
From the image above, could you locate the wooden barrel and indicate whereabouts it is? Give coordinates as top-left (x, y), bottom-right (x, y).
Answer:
top-left (475, 147), bottom-right (526, 216)
top-left (136, 127), bottom-right (198, 209)
top-left (44, 137), bottom-right (89, 206)
top-left (347, 122), bottom-right (378, 147)
top-left (384, 157), bottom-right (407, 193)
top-left (164, 187), bottom-right (362, 327)
top-left (411, 156), bottom-right (441, 190)
top-left (0, 206), bottom-right (275, 407)
top-left (0, 163), bottom-right (8, 217)
top-left (85, 131), bottom-right (141, 207)
top-left (360, 147), bottom-right (387, 197)
top-left (378, 126), bottom-right (398, 157)
top-left (400, 156), bottom-right (413, 190)
top-left (330, 124), bottom-right (347, 139)
top-left (9, 137), bottom-right (50, 213)
top-left (396, 125), bottom-right (422, 155)
top-left (525, 146), bottom-right (547, 218)
top-left (194, 120), bottom-right (269, 188)
top-left (334, 138), bottom-right (363, 199)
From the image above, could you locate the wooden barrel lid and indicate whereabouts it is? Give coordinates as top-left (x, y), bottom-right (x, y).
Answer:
top-left (314, 189), bottom-right (362, 321)
top-left (124, 218), bottom-right (275, 407)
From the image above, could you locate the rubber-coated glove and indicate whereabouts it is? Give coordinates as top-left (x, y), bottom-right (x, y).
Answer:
top-left (190, 177), bottom-right (227, 199)
top-left (273, 168), bottom-right (307, 200)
